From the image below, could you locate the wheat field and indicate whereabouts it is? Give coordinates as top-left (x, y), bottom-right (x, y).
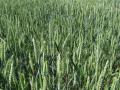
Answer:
top-left (0, 0), bottom-right (120, 90)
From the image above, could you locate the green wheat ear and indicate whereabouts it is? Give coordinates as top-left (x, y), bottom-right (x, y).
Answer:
top-left (0, 42), bottom-right (2, 59)
top-left (0, 38), bottom-right (5, 60)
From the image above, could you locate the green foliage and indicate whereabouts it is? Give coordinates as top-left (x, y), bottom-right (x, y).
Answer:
top-left (0, 0), bottom-right (120, 89)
